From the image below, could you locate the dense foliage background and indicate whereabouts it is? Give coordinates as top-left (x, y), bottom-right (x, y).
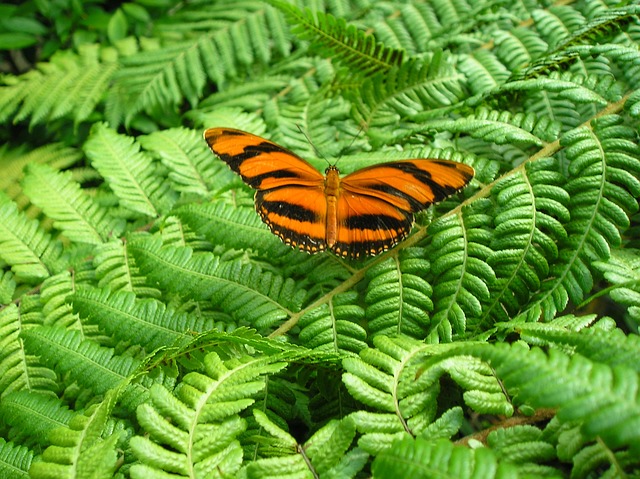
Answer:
top-left (1, 0), bottom-right (640, 477)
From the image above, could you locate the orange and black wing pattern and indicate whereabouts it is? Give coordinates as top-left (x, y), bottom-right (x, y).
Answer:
top-left (204, 128), bottom-right (474, 258)
top-left (333, 160), bottom-right (475, 258)
top-left (204, 127), bottom-right (328, 253)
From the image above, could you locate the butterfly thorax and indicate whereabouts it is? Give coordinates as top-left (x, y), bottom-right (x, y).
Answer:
top-left (324, 166), bottom-right (341, 248)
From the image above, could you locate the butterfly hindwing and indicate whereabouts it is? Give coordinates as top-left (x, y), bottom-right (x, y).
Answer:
top-left (332, 191), bottom-right (413, 258)
top-left (256, 186), bottom-right (327, 254)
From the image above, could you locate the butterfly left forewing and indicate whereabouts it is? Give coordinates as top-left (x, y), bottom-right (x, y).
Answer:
top-left (204, 128), bottom-right (325, 189)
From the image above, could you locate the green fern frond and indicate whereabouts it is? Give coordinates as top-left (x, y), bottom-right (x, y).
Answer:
top-left (110, 2), bottom-right (288, 125)
top-left (0, 390), bottom-right (74, 448)
top-left (28, 388), bottom-right (123, 479)
top-left (354, 55), bottom-right (466, 133)
top-left (0, 45), bottom-right (116, 127)
top-left (128, 236), bottom-right (306, 331)
top-left (71, 286), bottom-right (223, 351)
top-left (426, 342), bottom-right (640, 452)
top-left (487, 425), bottom-right (558, 476)
top-left (139, 127), bottom-right (229, 198)
top-left (0, 143), bottom-right (83, 196)
top-left (0, 438), bottom-right (34, 479)
top-left (0, 270), bottom-right (16, 304)
top-left (593, 248), bottom-right (640, 325)
top-left (372, 437), bottom-right (517, 478)
top-left (21, 163), bottom-right (125, 245)
top-left (364, 248), bottom-right (432, 338)
top-left (84, 123), bottom-right (176, 218)
top-left (0, 303), bottom-right (57, 398)
top-left (419, 107), bottom-right (561, 146)
top-left (428, 201), bottom-right (494, 339)
top-left (20, 326), bottom-right (174, 411)
top-left (271, 1), bottom-right (403, 77)
top-left (500, 72), bottom-right (613, 111)
top-left (176, 203), bottom-right (292, 258)
top-left (158, 215), bottom-right (215, 252)
top-left (553, 6), bottom-right (640, 52)
top-left (270, 93), bottom-right (354, 160)
top-left (92, 238), bottom-right (161, 296)
top-left (458, 49), bottom-right (511, 95)
top-left (39, 271), bottom-right (85, 330)
top-left (368, 3), bottom-right (445, 55)
top-left (531, 115), bottom-right (640, 319)
top-left (298, 291), bottom-right (367, 354)
top-left (483, 157), bottom-right (570, 324)
top-left (243, 412), bottom-right (365, 478)
top-left (343, 336), bottom-right (475, 455)
top-left (510, 315), bottom-right (640, 371)
top-left (130, 352), bottom-right (286, 478)
top-left (531, 6), bottom-right (587, 50)
top-left (494, 28), bottom-right (549, 72)
top-left (0, 193), bottom-right (63, 282)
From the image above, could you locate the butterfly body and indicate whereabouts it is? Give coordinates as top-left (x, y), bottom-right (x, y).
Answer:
top-left (205, 128), bottom-right (474, 259)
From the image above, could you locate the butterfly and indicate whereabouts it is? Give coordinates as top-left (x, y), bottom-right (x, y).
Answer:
top-left (204, 128), bottom-right (474, 259)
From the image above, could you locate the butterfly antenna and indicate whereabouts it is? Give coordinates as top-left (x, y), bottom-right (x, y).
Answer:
top-left (296, 125), bottom-right (329, 164)
top-left (345, 122), bottom-right (366, 153)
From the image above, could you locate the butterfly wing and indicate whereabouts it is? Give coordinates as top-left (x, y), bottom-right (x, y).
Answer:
top-left (204, 128), bottom-right (328, 253)
top-left (333, 159), bottom-right (474, 258)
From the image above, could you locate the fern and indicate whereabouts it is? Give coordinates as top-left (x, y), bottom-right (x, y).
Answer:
top-left (21, 163), bottom-right (125, 245)
top-left (530, 115), bottom-right (640, 319)
top-left (244, 411), bottom-right (367, 478)
top-left (354, 54), bottom-right (466, 134)
top-left (428, 199), bottom-right (494, 339)
top-left (0, 390), bottom-right (74, 448)
top-left (0, 45), bottom-right (116, 127)
top-left (128, 236), bottom-right (306, 331)
top-left (363, 248), bottom-right (433, 338)
top-left (0, 303), bottom-right (57, 398)
top-left (71, 286), bottom-right (223, 351)
top-left (109, 1), bottom-right (290, 125)
top-left (342, 335), bottom-right (494, 455)
top-left (21, 326), bottom-right (175, 411)
top-left (0, 438), bottom-right (34, 479)
top-left (84, 123), bottom-right (176, 218)
top-left (298, 291), bottom-right (367, 354)
top-left (129, 352), bottom-right (286, 478)
top-left (0, 192), bottom-right (63, 282)
top-left (139, 127), bottom-right (229, 198)
top-left (2, 1), bottom-right (640, 477)
top-left (28, 387), bottom-right (124, 479)
top-left (271, 1), bottom-right (404, 77)
top-left (372, 437), bottom-right (518, 478)
top-left (175, 202), bottom-right (292, 259)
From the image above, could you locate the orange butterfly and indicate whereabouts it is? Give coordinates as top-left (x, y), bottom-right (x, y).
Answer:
top-left (204, 128), bottom-right (474, 259)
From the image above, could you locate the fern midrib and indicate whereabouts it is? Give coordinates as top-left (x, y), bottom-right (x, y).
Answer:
top-left (394, 256), bottom-right (405, 335)
top-left (528, 127), bottom-right (608, 313)
top-left (97, 132), bottom-right (159, 217)
top-left (28, 166), bottom-right (108, 244)
top-left (482, 171), bottom-right (538, 324)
